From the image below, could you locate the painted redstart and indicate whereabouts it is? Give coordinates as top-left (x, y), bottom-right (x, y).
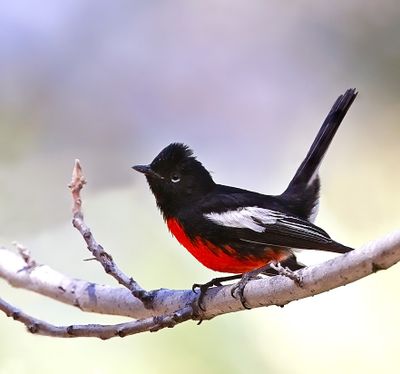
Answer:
top-left (133, 88), bottom-right (358, 308)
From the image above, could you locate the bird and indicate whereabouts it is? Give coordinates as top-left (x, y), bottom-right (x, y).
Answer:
top-left (133, 88), bottom-right (358, 308)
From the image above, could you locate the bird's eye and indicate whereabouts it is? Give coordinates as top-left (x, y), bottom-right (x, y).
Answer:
top-left (171, 174), bottom-right (181, 183)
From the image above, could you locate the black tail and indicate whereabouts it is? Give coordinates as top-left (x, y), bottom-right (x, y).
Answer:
top-left (285, 88), bottom-right (358, 194)
top-left (281, 89), bottom-right (358, 219)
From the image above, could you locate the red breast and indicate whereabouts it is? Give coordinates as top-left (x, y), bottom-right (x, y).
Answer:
top-left (166, 218), bottom-right (288, 273)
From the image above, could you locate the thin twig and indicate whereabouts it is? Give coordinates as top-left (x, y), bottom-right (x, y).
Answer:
top-left (68, 159), bottom-right (155, 308)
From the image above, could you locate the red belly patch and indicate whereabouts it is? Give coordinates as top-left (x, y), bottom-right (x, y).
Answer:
top-left (166, 218), bottom-right (288, 273)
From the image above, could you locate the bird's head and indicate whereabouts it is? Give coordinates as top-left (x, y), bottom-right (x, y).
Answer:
top-left (132, 143), bottom-right (215, 217)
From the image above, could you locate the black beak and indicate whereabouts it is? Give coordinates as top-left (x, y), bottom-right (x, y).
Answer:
top-left (132, 164), bottom-right (163, 179)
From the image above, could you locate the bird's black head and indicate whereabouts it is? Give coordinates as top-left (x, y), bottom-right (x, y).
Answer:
top-left (132, 143), bottom-right (215, 218)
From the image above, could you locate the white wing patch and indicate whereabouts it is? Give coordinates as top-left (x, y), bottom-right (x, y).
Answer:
top-left (204, 207), bottom-right (285, 233)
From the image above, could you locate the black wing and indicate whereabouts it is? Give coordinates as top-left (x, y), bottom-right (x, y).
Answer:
top-left (202, 203), bottom-right (352, 254)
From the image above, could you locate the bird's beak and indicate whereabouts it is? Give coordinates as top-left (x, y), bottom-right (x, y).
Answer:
top-left (132, 164), bottom-right (163, 179)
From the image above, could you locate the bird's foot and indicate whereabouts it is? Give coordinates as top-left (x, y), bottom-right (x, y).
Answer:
top-left (230, 272), bottom-right (261, 309)
top-left (269, 262), bottom-right (303, 286)
top-left (192, 274), bottom-right (242, 311)
top-left (230, 261), bottom-right (303, 308)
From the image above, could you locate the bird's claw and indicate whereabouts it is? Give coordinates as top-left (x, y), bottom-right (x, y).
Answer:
top-left (192, 282), bottom-right (213, 311)
top-left (192, 283), bottom-right (201, 293)
top-left (229, 262), bottom-right (303, 309)
top-left (192, 279), bottom-right (224, 311)
top-left (192, 274), bottom-right (243, 311)
top-left (230, 275), bottom-right (254, 309)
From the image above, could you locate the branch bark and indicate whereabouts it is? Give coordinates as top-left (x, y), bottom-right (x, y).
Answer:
top-left (0, 160), bottom-right (399, 338)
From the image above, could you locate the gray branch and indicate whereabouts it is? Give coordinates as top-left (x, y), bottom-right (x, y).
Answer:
top-left (1, 159), bottom-right (399, 338)
top-left (1, 230), bottom-right (399, 338)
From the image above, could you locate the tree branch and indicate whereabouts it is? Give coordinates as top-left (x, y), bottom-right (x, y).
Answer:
top-left (68, 159), bottom-right (154, 307)
top-left (0, 247), bottom-right (194, 319)
top-left (0, 296), bottom-right (192, 339)
top-left (0, 159), bottom-right (399, 338)
top-left (1, 230), bottom-right (399, 338)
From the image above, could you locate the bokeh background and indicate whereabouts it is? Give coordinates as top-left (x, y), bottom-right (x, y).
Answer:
top-left (1, 1), bottom-right (399, 373)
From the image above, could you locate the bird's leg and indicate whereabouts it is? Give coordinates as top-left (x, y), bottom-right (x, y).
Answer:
top-left (192, 261), bottom-right (304, 311)
top-left (231, 261), bottom-right (304, 309)
top-left (192, 274), bottom-right (243, 311)
top-left (230, 264), bottom-right (272, 309)
top-left (192, 274), bottom-right (242, 291)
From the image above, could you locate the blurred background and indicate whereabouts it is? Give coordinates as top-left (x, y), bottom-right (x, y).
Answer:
top-left (0, 1), bottom-right (399, 373)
